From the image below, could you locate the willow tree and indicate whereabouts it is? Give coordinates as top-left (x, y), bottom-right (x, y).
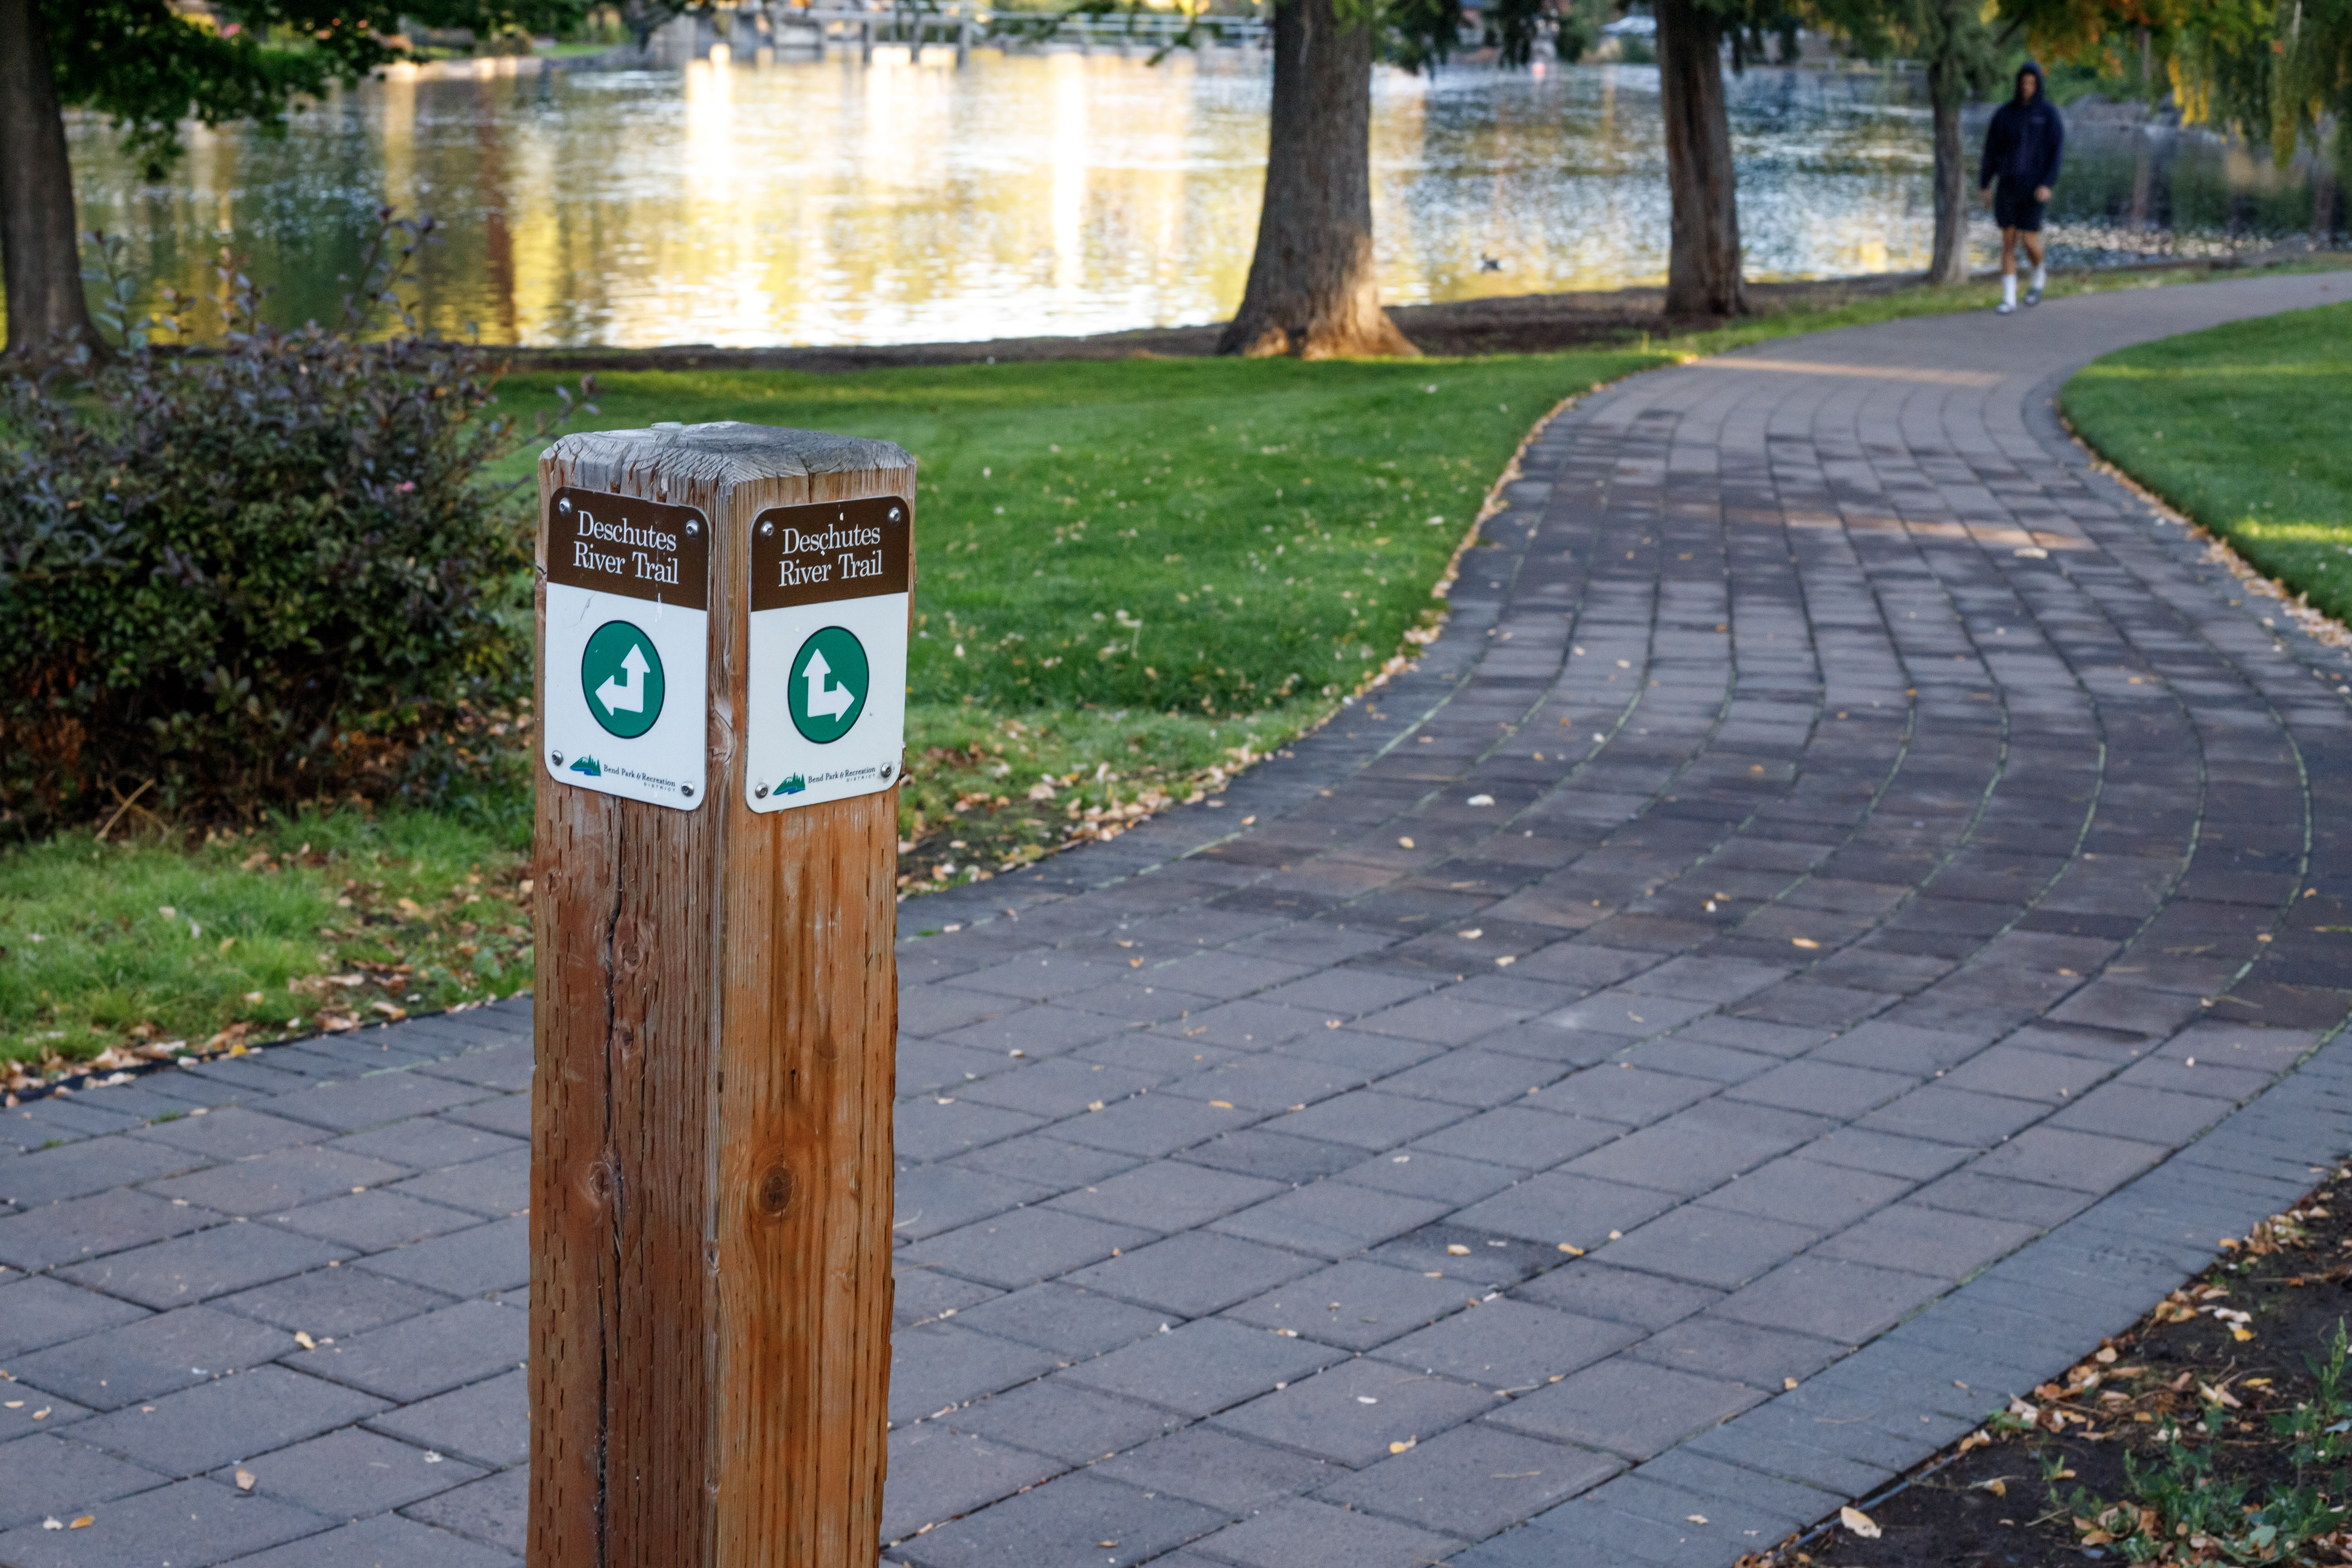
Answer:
top-left (2002, 0), bottom-right (2351, 187)
top-left (0, 0), bottom-right (583, 360)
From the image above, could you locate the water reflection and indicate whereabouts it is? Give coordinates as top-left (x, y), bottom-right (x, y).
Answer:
top-left (60, 52), bottom-right (2339, 348)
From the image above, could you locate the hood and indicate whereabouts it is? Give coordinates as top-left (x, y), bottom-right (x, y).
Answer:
top-left (2014, 60), bottom-right (2046, 103)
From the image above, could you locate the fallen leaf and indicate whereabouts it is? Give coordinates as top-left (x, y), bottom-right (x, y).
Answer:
top-left (1397, 837), bottom-right (1415, 849)
top-left (294, 1332), bottom-right (317, 1351)
top-left (235, 1470), bottom-right (255, 1492)
top-left (1557, 1243), bottom-right (1584, 1256)
top-left (70, 1517), bottom-right (93, 1530)
top-left (1840, 1505), bottom-right (1880, 1540)
top-left (1978, 1478), bottom-right (2007, 1497)
top-left (1389, 1438), bottom-right (1417, 1454)
top-left (1790, 937), bottom-right (1820, 949)
top-left (1457, 929), bottom-right (1483, 940)
top-left (1783, 1377), bottom-right (1799, 1391)
top-left (1209, 1101), bottom-right (1235, 1109)
top-left (1686, 1514), bottom-right (1709, 1525)
top-left (40, 1518), bottom-right (63, 1531)
top-left (1446, 1244), bottom-right (1473, 1255)
top-left (1495, 955), bottom-right (1516, 966)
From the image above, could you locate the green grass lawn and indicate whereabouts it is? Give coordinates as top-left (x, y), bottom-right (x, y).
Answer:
top-left (2063, 300), bottom-right (2352, 624)
top-left (0, 805), bottom-right (532, 1089)
top-left (492, 351), bottom-right (1663, 888)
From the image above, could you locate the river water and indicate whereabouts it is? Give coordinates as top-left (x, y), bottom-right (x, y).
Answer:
top-left (61, 50), bottom-right (2339, 348)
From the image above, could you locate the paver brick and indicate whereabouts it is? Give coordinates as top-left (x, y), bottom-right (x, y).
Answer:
top-left (223, 1425), bottom-right (484, 1517)
top-left (890, 1322), bottom-right (1062, 1425)
top-left (384, 1147), bottom-right (531, 1218)
top-left (132, 1107), bottom-right (328, 1162)
top-left (893, 1470), bottom-right (1226, 1568)
top-left (1060, 1319), bottom-right (1342, 1417)
top-left (949, 1378), bottom-right (1186, 1462)
top-left (899, 1205), bottom-right (1155, 1291)
top-left (352, 1216), bottom-right (526, 1298)
top-left (1048, 1160), bottom-right (1282, 1233)
top-left (400, 1464), bottom-right (525, 1556)
top-left (1210, 1356), bottom-right (1494, 1468)
top-left (0, 1476), bottom-right (323, 1568)
top-left (0, 1136), bottom-right (207, 1208)
top-left (1090, 1425), bottom-right (1337, 1513)
top-left (1316, 1421), bottom-right (1621, 1538)
top-left (1489, 1359), bottom-right (1766, 1461)
top-left (7, 1304), bottom-right (291, 1411)
top-left (0, 1433), bottom-right (170, 1534)
top-left (73, 1364), bottom-right (387, 1476)
top-left (1372, 1298), bottom-right (1637, 1389)
top-left (1067, 1231), bottom-right (1319, 1316)
top-left (0, 1276), bottom-right (151, 1361)
top-left (57, 1220), bottom-right (351, 1310)
top-left (1190, 1497), bottom-right (1460, 1568)
top-left (294, 1299), bottom-right (525, 1403)
top-left (0, 1189), bottom-right (222, 1272)
top-left (225, 1511), bottom-right (519, 1567)
top-left (148, 1145), bottom-right (411, 1217)
top-left (366, 1368), bottom-right (527, 1469)
top-left (882, 1421), bottom-right (1067, 1544)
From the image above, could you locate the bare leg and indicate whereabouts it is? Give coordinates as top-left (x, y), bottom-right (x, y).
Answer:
top-left (2000, 228), bottom-right (2020, 275)
top-left (1998, 227), bottom-right (2020, 310)
top-left (2022, 232), bottom-right (2045, 269)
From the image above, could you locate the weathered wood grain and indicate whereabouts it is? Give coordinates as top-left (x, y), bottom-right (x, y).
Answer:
top-left (533, 422), bottom-right (911, 1568)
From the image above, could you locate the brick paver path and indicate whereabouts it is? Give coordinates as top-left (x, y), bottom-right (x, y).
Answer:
top-left (5, 271), bottom-right (2351, 1568)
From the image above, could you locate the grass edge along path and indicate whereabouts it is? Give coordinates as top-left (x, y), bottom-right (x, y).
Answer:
top-left (2061, 297), bottom-right (2352, 654)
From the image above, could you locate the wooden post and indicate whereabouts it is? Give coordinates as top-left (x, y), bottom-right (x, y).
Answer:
top-left (530, 424), bottom-right (912, 1568)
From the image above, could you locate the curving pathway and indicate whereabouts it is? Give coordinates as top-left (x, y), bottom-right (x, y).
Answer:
top-left (0, 270), bottom-right (2347, 1568)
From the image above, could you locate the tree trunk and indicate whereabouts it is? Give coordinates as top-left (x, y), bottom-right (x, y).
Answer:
top-left (1926, 36), bottom-right (1970, 286)
top-left (1656, 0), bottom-right (1745, 317)
top-left (0, 0), bottom-right (101, 359)
top-left (1219, 0), bottom-right (1415, 358)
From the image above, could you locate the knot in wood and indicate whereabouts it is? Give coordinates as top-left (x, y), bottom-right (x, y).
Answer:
top-left (580, 1156), bottom-right (620, 1210)
top-left (754, 1162), bottom-right (795, 1220)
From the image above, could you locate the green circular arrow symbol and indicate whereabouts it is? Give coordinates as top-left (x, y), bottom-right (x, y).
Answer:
top-left (789, 625), bottom-right (870, 744)
top-left (582, 620), bottom-right (665, 739)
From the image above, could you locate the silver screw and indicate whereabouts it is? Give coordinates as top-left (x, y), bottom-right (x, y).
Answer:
top-left (889, 507), bottom-right (903, 522)
top-left (552, 750), bottom-right (565, 766)
top-left (557, 497), bottom-right (572, 514)
top-left (756, 783), bottom-right (770, 799)
top-left (760, 519), bottom-right (774, 538)
top-left (685, 519), bottom-right (699, 537)
top-left (682, 784), bottom-right (695, 799)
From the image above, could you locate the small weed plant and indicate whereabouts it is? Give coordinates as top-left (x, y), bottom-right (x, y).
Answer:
top-left (2049, 1320), bottom-right (2352, 1563)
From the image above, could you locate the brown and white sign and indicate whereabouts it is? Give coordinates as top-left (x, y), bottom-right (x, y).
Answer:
top-left (745, 495), bottom-right (911, 813)
top-left (542, 486), bottom-right (710, 809)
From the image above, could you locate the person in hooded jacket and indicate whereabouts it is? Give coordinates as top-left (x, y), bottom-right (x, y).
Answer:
top-left (1979, 61), bottom-right (2065, 314)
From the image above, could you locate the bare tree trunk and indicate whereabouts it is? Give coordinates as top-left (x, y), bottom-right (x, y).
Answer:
top-left (1656, 0), bottom-right (1745, 317)
top-left (0, 0), bottom-right (101, 359)
top-left (1926, 42), bottom-right (1970, 285)
top-left (1219, 0), bottom-right (1416, 358)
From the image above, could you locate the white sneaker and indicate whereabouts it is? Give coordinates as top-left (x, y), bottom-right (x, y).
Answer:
top-left (1997, 301), bottom-right (2016, 315)
top-left (2025, 286), bottom-right (2043, 306)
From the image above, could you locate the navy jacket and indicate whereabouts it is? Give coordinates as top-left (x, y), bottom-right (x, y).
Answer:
top-left (1979, 63), bottom-right (2065, 193)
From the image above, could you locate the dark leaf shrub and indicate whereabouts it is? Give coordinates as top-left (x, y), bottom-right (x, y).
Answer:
top-left (0, 218), bottom-right (584, 830)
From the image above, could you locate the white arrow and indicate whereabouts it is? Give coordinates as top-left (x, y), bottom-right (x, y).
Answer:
top-left (596, 642), bottom-right (650, 715)
top-left (802, 647), bottom-right (856, 721)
